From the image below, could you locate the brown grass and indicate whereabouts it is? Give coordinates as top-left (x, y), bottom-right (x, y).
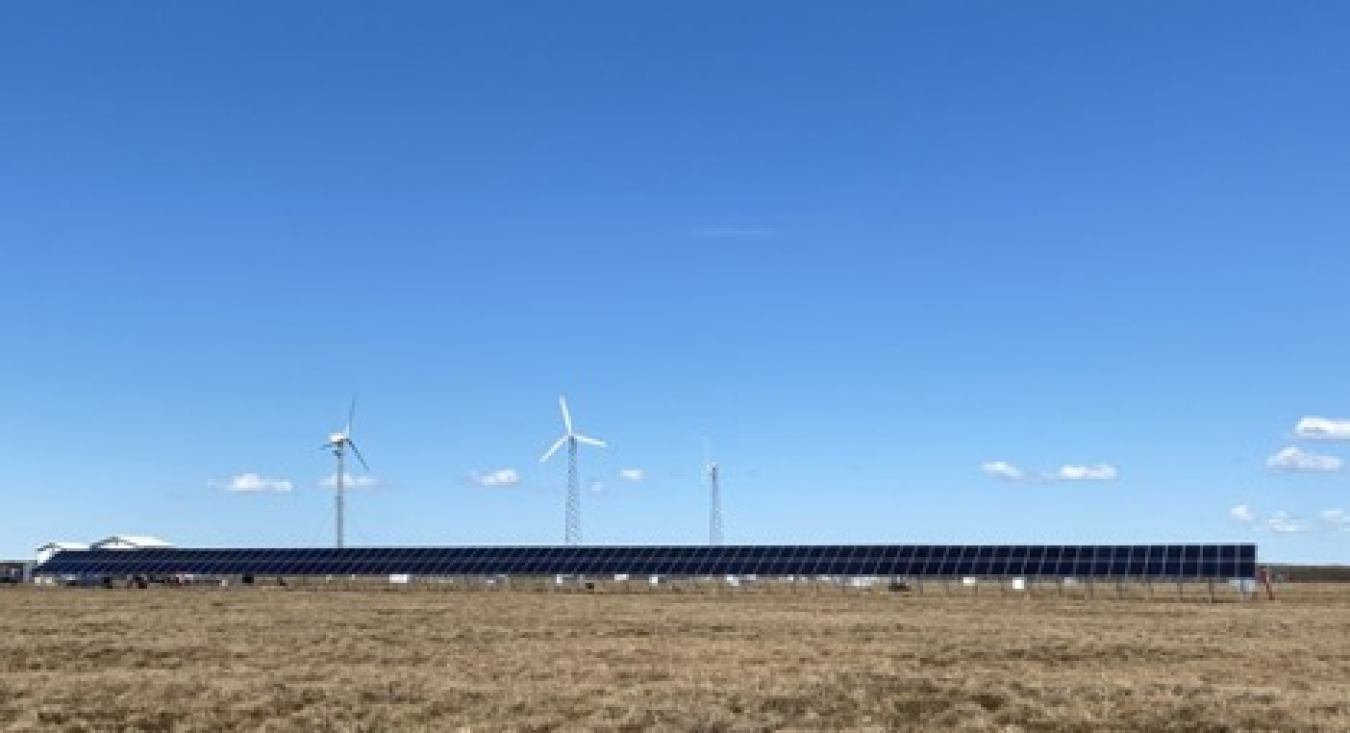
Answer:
top-left (2, 583), bottom-right (1348, 731)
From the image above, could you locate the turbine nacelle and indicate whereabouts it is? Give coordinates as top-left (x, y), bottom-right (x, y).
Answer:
top-left (703, 438), bottom-right (719, 475)
top-left (539, 395), bottom-right (606, 462)
top-left (322, 398), bottom-right (370, 469)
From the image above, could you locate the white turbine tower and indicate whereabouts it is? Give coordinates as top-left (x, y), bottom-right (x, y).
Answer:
top-left (704, 437), bottom-right (724, 546)
top-left (322, 398), bottom-right (370, 549)
top-left (540, 396), bottom-right (606, 545)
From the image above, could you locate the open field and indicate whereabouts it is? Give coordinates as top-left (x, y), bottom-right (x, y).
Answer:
top-left (2, 585), bottom-right (1349, 731)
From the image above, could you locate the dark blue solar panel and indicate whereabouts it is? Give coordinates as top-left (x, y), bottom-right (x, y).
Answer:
top-left (33, 544), bottom-right (1257, 579)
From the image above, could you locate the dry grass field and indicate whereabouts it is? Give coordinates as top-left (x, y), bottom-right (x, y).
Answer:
top-left (2, 584), bottom-right (1348, 731)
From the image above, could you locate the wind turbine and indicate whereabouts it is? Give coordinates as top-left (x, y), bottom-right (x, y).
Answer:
top-left (322, 398), bottom-right (370, 549)
top-left (540, 396), bottom-right (606, 545)
top-left (704, 437), bottom-right (723, 546)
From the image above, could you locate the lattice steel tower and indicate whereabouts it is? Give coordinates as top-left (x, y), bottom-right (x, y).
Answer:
top-left (704, 438), bottom-right (724, 545)
top-left (708, 461), bottom-right (723, 545)
top-left (321, 398), bottom-right (370, 549)
top-left (541, 396), bottom-right (606, 545)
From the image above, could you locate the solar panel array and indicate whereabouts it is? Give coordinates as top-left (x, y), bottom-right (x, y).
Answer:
top-left (35, 544), bottom-right (1257, 579)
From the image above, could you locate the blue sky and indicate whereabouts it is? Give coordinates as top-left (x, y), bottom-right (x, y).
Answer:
top-left (3, 2), bottom-right (1349, 562)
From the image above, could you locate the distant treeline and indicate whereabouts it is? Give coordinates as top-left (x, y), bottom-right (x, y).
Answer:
top-left (1270, 565), bottom-right (1350, 583)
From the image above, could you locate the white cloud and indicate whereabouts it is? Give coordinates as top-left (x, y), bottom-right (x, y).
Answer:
top-left (589, 481), bottom-right (606, 494)
top-left (1265, 446), bottom-right (1343, 473)
top-left (980, 461), bottom-right (1025, 482)
top-left (468, 469), bottom-right (521, 488)
top-left (1322, 509), bottom-right (1350, 531)
top-left (1056, 464), bottom-right (1118, 481)
top-left (1239, 506), bottom-right (1350, 533)
top-left (982, 461), bottom-right (1116, 483)
top-left (1294, 416), bottom-right (1350, 441)
top-left (213, 472), bottom-right (293, 493)
top-left (618, 468), bottom-right (646, 482)
top-left (320, 473), bottom-right (381, 490)
top-left (1267, 511), bottom-right (1311, 533)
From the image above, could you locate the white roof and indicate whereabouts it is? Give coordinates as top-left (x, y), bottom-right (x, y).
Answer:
top-left (36, 542), bottom-right (89, 552)
top-left (90, 535), bottom-right (173, 549)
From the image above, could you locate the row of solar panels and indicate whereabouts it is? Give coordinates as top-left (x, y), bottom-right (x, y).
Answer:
top-left (35, 544), bottom-right (1257, 578)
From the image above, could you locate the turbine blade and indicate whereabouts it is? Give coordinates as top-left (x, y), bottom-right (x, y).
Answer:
top-left (702, 435), bottom-right (713, 467)
top-left (346, 396), bottom-right (358, 437)
top-left (540, 436), bottom-right (568, 462)
top-left (559, 396), bottom-right (573, 434)
top-left (575, 435), bottom-right (607, 448)
top-left (348, 439), bottom-right (371, 471)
